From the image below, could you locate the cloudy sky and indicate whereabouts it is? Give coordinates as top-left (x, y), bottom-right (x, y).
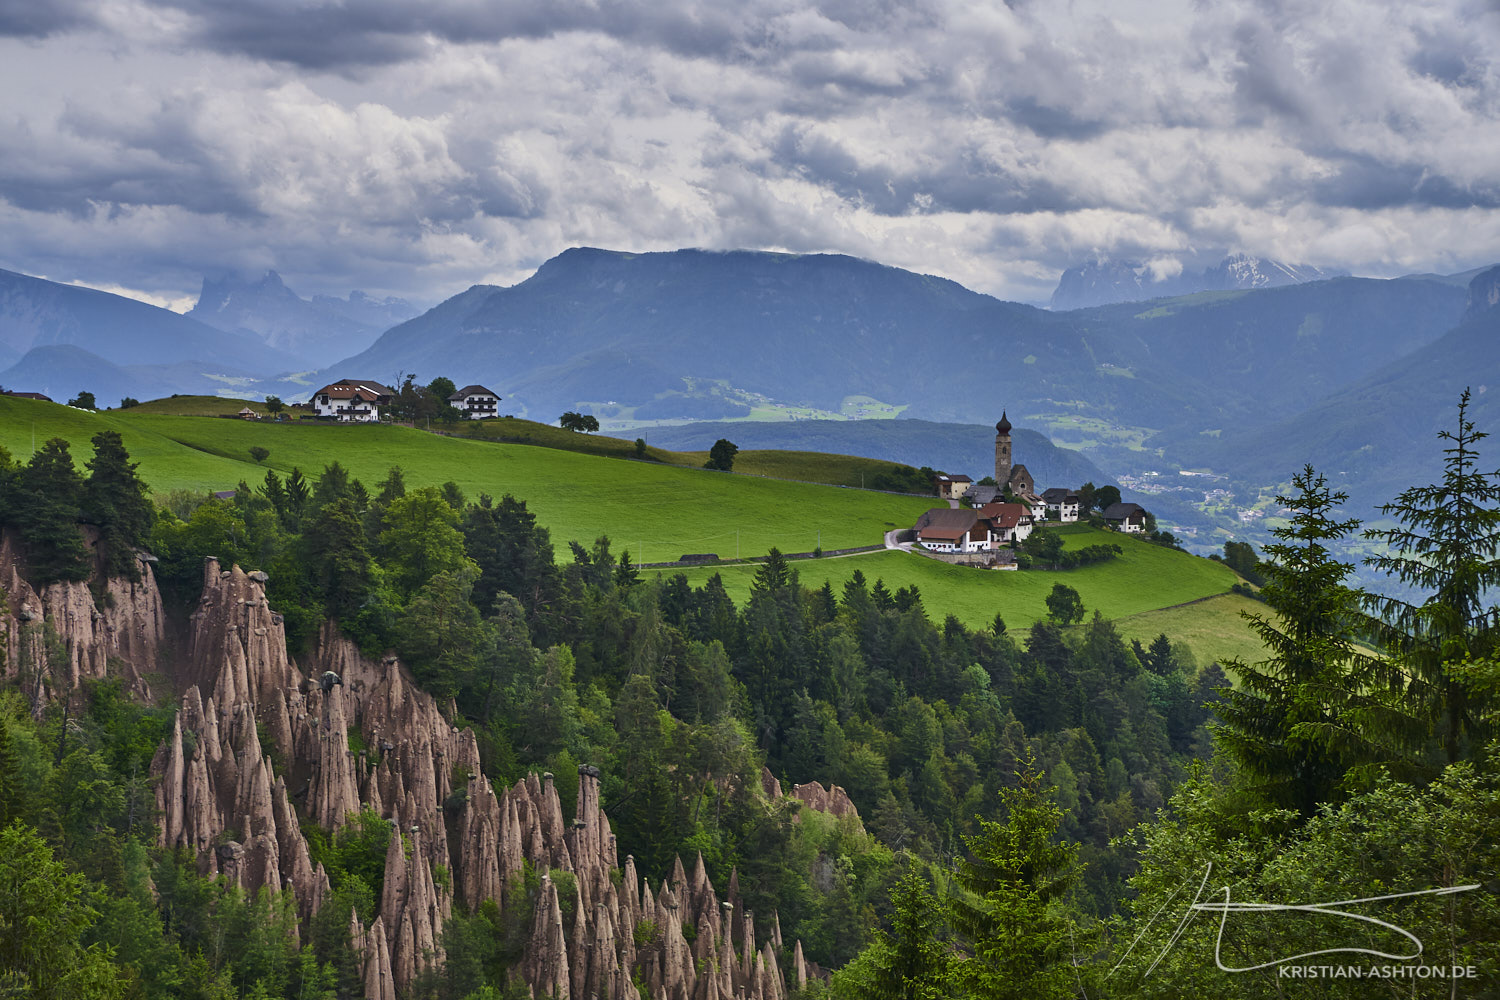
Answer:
top-left (2, 0), bottom-right (1498, 309)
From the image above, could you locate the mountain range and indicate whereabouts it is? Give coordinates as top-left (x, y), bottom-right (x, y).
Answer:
top-left (187, 271), bottom-right (419, 368)
top-left (1049, 252), bottom-right (1345, 310)
top-left (2, 248), bottom-right (1495, 543)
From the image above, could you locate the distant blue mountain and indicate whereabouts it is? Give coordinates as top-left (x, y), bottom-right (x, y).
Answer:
top-left (188, 270), bottom-right (419, 368)
top-left (0, 268), bottom-right (304, 404)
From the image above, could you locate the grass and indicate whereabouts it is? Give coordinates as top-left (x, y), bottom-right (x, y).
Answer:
top-left (1110, 592), bottom-right (1269, 668)
top-left (2, 395), bottom-right (1265, 656)
top-left (663, 524), bottom-right (1241, 634)
top-left (0, 397), bottom-right (934, 562)
top-left (122, 395), bottom-right (275, 416)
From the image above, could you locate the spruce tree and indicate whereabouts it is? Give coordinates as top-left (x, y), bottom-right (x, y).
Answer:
top-left (15, 438), bottom-right (89, 585)
top-left (1364, 388), bottom-right (1500, 762)
top-left (947, 763), bottom-right (1088, 999)
top-left (82, 430), bottom-right (154, 580)
top-left (1212, 466), bottom-right (1380, 815)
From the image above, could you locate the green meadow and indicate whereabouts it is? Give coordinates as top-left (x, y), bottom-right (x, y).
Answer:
top-left (1, 396), bottom-right (1258, 653)
top-left (663, 524), bottom-right (1241, 635)
top-left (0, 397), bottom-right (932, 561)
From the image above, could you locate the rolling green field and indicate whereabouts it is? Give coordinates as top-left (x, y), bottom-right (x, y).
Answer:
top-left (663, 524), bottom-right (1241, 635)
top-left (1, 396), bottom-right (1259, 653)
top-left (1110, 592), bottom-right (1268, 668)
top-left (0, 397), bottom-right (932, 562)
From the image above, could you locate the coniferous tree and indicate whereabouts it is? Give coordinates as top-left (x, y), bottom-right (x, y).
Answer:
top-left (304, 497), bottom-right (374, 621)
top-left (947, 763), bottom-right (1088, 1000)
top-left (1364, 388), bottom-right (1500, 762)
top-left (1213, 466), bottom-right (1380, 815)
top-left (82, 430), bottom-right (154, 580)
top-left (15, 438), bottom-right (90, 585)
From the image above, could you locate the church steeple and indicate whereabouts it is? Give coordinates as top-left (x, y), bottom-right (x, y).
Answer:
top-left (995, 412), bottom-right (1012, 486)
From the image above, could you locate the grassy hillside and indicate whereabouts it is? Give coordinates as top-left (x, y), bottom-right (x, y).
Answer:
top-left (665, 524), bottom-right (1241, 634)
top-left (0, 397), bottom-right (932, 561)
top-left (1, 396), bottom-right (1258, 654)
top-left (123, 395), bottom-right (275, 416)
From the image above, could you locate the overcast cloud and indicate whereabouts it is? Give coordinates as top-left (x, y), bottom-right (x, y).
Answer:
top-left (1, 0), bottom-right (1497, 307)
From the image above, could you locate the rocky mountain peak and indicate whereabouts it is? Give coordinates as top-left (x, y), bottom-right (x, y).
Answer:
top-left (1463, 264), bottom-right (1500, 322)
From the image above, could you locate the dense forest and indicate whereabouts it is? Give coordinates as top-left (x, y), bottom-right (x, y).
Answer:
top-left (0, 392), bottom-right (1495, 998)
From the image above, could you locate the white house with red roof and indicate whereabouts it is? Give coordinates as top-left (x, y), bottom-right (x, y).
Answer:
top-left (310, 379), bottom-right (394, 422)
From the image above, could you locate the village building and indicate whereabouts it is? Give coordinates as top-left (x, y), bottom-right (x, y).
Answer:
top-left (236, 406), bottom-right (259, 420)
top-left (310, 379), bottom-right (394, 422)
top-left (448, 384), bottom-right (501, 419)
top-left (1041, 488), bottom-right (1081, 522)
top-left (931, 473), bottom-right (973, 500)
top-left (1, 390), bottom-right (53, 401)
top-left (915, 508), bottom-right (989, 553)
top-left (1103, 502), bottom-right (1149, 533)
top-left (977, 501), bottom-right (1035, 545)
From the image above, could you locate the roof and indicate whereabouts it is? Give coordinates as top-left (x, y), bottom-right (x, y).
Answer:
top-left (978, 502), bottom-right (1029, 530)
top-left (996, 411), bottom-right (1011, 433)
top-left (948, 474), bottom-right (973, 483)
top-left (916, 508), bottom-right (979, 533)
top-left (449, 385), bottom-right (499, 400)
top-left (1103, 502), bottom-right (1148, 520)
top-left (330, 378), bottom-right (394, 395)
top-left (1041, 487), bottom-right (1077, 503)
top-left (314, 384), bottom-right (381, 402)
top-left (1, 391), bottom-right (52, 401)
top-left (964, 485), bottom-right (1001, 505)
top-left (918, 525), bottom-right (970, 541)
top-left (1009, 463), bottom-right (1032, 482)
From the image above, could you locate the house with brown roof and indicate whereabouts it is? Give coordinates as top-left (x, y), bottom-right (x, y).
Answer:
top-left (977, 501), bottom-right (1035, 545)
top-left (310, 379), bottom-right (394, 422)
top-left (1, 390), bottom-right (53, 402)
top-left (915, 508), bottom-right (989, 553)
top-left (448, 384), bottom-right (501, 419)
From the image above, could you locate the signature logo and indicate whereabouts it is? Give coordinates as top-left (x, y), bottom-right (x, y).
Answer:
top-left (1112, 863), bottom-right (1481, 977)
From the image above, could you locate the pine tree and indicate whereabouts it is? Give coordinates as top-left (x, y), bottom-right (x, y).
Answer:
top-left (82, 430), bottom-right (154, 580)
top-left (1364, 389), bottom-right (1500, 762)
top-left (1212, 466), bottom-right (1382, 815)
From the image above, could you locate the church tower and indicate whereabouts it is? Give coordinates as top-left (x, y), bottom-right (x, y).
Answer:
top-left (995, 412), bottom-right (1012, 487)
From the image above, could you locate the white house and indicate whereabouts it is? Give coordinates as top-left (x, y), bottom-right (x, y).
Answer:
top-left (1103, 502), bottom-right (1149, 533)
top-left (310, 379), bottom-right (394, 422)
top-left (977, 502), bottom-right (1035, 545)
top-left (1041, 488), bottom-right (1081, 523)
top-left (448, 384), bottom-right (501, 419)
top-left (916, 508), bottom-right (990, 553)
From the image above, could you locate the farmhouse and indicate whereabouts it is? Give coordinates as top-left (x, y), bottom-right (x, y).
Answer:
top-left (915, 508), bottom-right (988, 553)
top-left (1, 390), bottom-right (53, 401)
top-left (1103, 502), bottom-right (1149, 533)
top-left (310, 379), bottom-right (394, 422)
top-left (1042, 488), bottom-right (1081, 522)
top-left (448, 384), bottom-right (501, 419)
top-left (932, 473), bottom-right (973, 501)
top-left (977, 501), bottom-right (1035, 545)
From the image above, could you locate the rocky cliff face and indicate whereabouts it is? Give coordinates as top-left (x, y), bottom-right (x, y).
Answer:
top-left (0, 531), bottom-right (164, 707)
top-left (1464, 264), bottom-right (1500, 322)
top-left (142, 558), bottom-right (820, 999)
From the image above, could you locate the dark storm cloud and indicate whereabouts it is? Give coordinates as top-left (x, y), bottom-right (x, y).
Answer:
top-left (1310, 154), bottom-right (1500, 211)
top-left (2, 0), bottom-right (1499, 307)
top-left (0, 0), bottom-right (89, 38)
top-left (156, 0), bottom-right (770, 70)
